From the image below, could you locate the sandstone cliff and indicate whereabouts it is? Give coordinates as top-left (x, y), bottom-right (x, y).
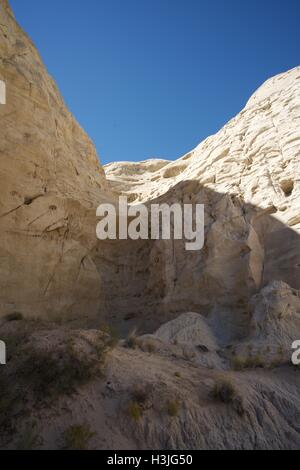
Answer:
top-left (0, 0), bottom-right (112, 322)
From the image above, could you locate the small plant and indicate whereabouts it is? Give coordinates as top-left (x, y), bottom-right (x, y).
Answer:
top-left (246, 354), bottom-right (265, 368)
top-left (232, 354), bottom-right (265, 371)
top-left (211, 378), bottom-right (244, 416)
top-left (18, 340), bottom-right (102, 403)
top-left (127, 401), bottom-right (142, 422)
top-left (62, 424), bottom-right (95, 450)
top-left (211, 378), bottom-right (237, 403)
top-left (31, 329), bottom-right (117, 402)
top-left (232, 356), bottom-right (246, 371)
top-left (167, 400), bottom-right (181, 417)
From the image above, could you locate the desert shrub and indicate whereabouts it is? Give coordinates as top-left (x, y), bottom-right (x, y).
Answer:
top-left (4, 312), bottom-right (24, 322)
top-left (232, 356), bottom-right (248, 370)
top-left (0, 329), bottom-right (116, 442)
top-left (130, 383), bottom-right (153, 412)
top-left (62, 424), bottom-right (95, 450)
top-left (18, 332), bottom-right (116, 403)
top-left (167, 400), bottom-right (181, 417)
top-left (211, 378), bottom-right (244, 416)
top-left (232, 354), bottom-right (265, 371)
top-left (212, 378), bottom-right (237, 403)
top-left (18, 345), bottom-right (99, 402)
top-left (127, 401), bottom-right (142, 422)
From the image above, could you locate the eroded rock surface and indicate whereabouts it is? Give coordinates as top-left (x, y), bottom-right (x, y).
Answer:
top-left (103, 66), bottom-right (300, 336)
top-left (0, 0), bottom-right (112, 322)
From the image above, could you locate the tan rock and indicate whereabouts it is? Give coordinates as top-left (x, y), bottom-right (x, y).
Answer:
top-left (0, 0), bottom-right (113, 321)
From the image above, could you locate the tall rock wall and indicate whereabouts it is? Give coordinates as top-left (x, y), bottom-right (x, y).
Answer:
top-left (0, 0), bottom-right (110, 322)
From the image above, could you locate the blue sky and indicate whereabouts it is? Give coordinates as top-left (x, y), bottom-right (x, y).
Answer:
top-left (10, 0), bottom-right (300, 164)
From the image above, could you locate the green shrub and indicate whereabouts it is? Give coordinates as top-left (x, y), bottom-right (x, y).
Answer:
top-left (19, 345), bottom-right (98, 402)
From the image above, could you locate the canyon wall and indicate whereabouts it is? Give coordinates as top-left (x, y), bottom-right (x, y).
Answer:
top-left (0, 0), bottom-right (299, 342)
top-left (0, 0), bottom-right (111, 323)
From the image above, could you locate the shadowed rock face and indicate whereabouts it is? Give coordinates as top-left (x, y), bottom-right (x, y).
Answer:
top-left (95, 183), bottom-right (300, 341)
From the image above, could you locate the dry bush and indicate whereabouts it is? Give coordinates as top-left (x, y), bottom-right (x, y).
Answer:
top-left (127, 401), bottom-right (143, 422)
top-left (62, 424), bottom-right (95, 450)
top-left (167, 400), bottom-right (181, 417)
top-left (232, 353), bottom-right (265, 371)
top-left (4, 312), bottom-right (24, 322)
top-left (211, 378), bottom-right (244, 416)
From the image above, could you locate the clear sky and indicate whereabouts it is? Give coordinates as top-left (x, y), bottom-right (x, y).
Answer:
top-left (9, 0), bottom-right (300, 164)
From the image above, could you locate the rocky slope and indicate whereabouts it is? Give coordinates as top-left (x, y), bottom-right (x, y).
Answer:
top-left (0, 0), bottom-right (299, 450)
